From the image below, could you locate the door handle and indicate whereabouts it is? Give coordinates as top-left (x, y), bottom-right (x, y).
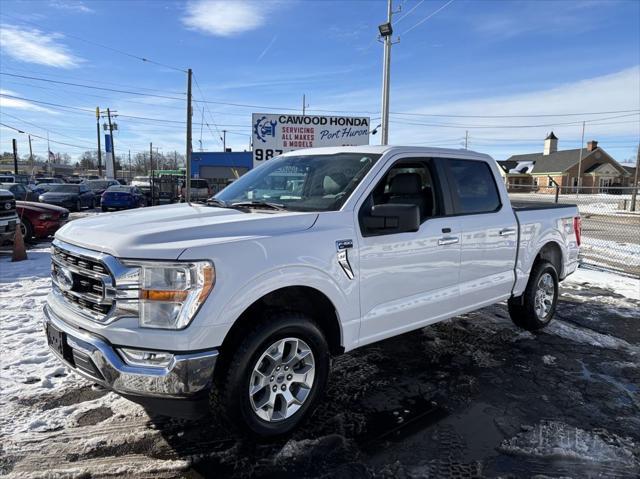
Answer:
top-left (499, 228), bottom-right (517, 236)
top-left (438, 236), bottom-right (459, 246)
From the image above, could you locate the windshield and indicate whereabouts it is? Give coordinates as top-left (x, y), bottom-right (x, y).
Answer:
top-left (48, 185), bottom-right (79, 193)
top-left (216, 153), bottom-right (380, 212)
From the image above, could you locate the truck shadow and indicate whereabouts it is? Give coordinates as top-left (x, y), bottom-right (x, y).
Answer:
top-left (149, 292), bottom-right (640, 478)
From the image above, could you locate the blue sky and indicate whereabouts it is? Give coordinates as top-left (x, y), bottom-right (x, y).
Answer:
top-left (0, 0), bottom-right (638, 163)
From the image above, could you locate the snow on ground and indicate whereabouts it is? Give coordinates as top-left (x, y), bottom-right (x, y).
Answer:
top-left (1, 247), bottom-right (639, 477)
top-left (0, 248), bottom-right (146, 438)
top-left (565, 267), bottom-right (640, 300)
top-left (499, 420), bottom-right (639, 467)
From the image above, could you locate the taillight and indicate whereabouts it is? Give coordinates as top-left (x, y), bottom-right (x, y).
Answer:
top-left (573, 216), bottom-right (581, 246)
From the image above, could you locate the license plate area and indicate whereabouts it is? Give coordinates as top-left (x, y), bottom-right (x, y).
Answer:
top-left (46, 322), bottom-right (74, 364)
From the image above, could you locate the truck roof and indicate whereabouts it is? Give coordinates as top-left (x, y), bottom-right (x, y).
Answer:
top-left (280, 145), bottom-right (494, 161)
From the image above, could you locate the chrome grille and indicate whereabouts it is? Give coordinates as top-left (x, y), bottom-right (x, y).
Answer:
top-left (52, 244), bottom-right (114, 321)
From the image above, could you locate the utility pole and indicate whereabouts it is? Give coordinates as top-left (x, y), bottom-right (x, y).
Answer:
top-left (222, 130), bottom-right (227, 152)
top-left (464, 130), bottom-right (469, 149)
top-left (576, 121), bottom-right (585, 197)
top-left (150, 142), bottom-right (154, 206)
top-left (128, 150), bottom-right (131, 183)
top-left (106, 108), bottom-right (116, 178)
top-left (96, 107), bottom-right (103, 177)
top-left (199, 107), bottom-right (204, 152)
top-left (28, 134), bottom-right (33, 170)
top-left (631, 143), bottom-right (639, 212)
top-left (302, 94), bottom-right (307, 115)
top-left (47, 131), bottom-right (51, 175)
top-left (185, 68), bottom-right (193, 203)
top-left (378, 0), bottom-right (398, 146)
top-left (12, 139), bottom-right (18, 174)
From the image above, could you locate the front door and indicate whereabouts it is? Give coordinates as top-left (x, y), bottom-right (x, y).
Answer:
top-left (356, 157), bottom-right (461, 346)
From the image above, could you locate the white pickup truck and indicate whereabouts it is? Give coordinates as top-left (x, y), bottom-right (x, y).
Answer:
top-left (44, 146), bottom-right (581, 436)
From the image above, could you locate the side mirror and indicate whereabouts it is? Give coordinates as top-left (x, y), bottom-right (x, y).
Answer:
top-left (362, 203), bottom-right (420, 235)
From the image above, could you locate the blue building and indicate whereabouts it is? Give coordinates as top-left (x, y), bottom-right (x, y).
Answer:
top-left (191, 151), bottom-right (252, 193)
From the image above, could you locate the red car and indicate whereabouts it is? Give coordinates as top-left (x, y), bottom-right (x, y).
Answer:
top-left (16, 201), bottom-right (69, 242)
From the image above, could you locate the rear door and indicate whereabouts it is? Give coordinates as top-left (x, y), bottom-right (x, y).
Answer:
top-left (443, 158), bottom-right (518, 309)
top-left (356, 156), bottom-right (462, 345)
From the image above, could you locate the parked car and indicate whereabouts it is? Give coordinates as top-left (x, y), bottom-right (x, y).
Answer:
top-left (45, 146), bottom-right (581, 437)
top-left (35, 177), bottom-right (61, 185)
top-left (101, 185), bottom-right (146, 211)
top-left (0, 189), bottom-right (18, 244)
top-left (66, 175), bottom-right (84, 184)
top-left (16, 201), bottom-right (69, 242)
top-left (180, 179), bottom-right (211, 202)
top-left (0, 182), bottom-right (39, 201)
top-left (131, 176), bottom-right (151, 192)
top-left (84, 179), bottom-right (120, 204)
top-left (0, 174), bottom-right (30, 185)
top-left (39, 184), bottom-right (95, 211)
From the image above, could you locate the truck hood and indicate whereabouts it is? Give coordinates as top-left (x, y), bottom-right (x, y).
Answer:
top-left (55, 203), bottom-right (318, 259)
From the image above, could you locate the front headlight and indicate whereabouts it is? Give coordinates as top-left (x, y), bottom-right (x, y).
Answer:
top-left (122, 260), bottom-right (215, 329)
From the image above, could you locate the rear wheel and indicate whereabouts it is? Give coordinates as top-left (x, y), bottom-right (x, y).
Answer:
top-left (211, 312), bottom-right (330, 437)
top-left (90, 198), bottom-right (95, 209)
top-left (75, 200), bottom-right (81, 212)
top-left (20, 219), bottom-right (34, 243)
top-left (101, 205), bottom-right (108, 212)
top-left (508, 261), bottom-right (559, 331)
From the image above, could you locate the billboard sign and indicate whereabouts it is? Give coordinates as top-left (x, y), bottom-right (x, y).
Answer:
top-left (252, 113), bottom-right (370, 168)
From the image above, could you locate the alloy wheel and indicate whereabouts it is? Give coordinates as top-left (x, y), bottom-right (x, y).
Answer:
top-left (534, 272), bottom-right (555, 320)
top-left (248, 337), bottom-right (315, 422)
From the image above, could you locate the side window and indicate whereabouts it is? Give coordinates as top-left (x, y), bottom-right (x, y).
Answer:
top-left (359, 159), bottom-right (441, 237)
top-left (447, 159), bottom-right (501, 214)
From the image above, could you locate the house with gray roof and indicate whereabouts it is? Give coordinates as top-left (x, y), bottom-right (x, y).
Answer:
top-left (498, 133), bottom-right (632, 193)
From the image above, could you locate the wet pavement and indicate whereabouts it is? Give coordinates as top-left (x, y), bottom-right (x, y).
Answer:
top-left (3, 274), bottom-right (640, 478)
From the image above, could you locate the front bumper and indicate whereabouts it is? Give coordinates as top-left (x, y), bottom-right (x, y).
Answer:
top-left (43, 303), bottom-right (218, 398)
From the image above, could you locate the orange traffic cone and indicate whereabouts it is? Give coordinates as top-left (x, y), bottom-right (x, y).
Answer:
top-left (11, 223), bottom-right (27, 262)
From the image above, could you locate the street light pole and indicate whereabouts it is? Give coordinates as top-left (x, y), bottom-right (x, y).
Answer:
top-left (379, 0), bottom-right (393, 146)
top-left (185, 68), bottom-right (193, 204)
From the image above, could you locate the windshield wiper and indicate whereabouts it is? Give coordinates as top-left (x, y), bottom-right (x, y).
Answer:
top-left (230, 200), bottom-right (287, 211)
top-left (206, 198), bottom-right (230, 208)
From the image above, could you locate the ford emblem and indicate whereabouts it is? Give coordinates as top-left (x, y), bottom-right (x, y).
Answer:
top-left (56, 267), bottom-right (74, 292)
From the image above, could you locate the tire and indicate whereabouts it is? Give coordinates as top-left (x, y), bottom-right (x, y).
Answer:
top-left (90, 198), bottom-right (95, 209)
top-left (75, 200), bottom-right (81, 212)
top-left (210, 312), bottom-right (330, 437)
top-left (101, 206), bottom-right (108, 212)
top-left (20, 219), bottom-right (35, 243)
top-left (508, 261), bottom-right (559, 331)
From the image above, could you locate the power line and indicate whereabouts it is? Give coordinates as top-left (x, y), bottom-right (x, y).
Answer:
top-left (0, 122), bottom-right (93, 150)
top-left (402, 0), bottom-right (455, 35)
top-left (6, 72), bottom-right (638, 120)
top-left (0, 73), bottom-right (186, 101)
top-left (0, 13), bottom-right (187, 73)
top-left (0, 111), bottom-right (93, 144)
top-left (1, 67), bottom-right (187, 95)
top-left (394, 0), bottom-right (426, 24)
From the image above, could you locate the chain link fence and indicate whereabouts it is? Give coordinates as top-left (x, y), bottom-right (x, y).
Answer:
top-left (508, 184), bottom-right (640, 277)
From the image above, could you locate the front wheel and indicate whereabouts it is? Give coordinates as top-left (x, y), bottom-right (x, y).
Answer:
top-left (211, 313), bottom-right (330, 437)
top-left (508, 261), bottom-right (559, 331)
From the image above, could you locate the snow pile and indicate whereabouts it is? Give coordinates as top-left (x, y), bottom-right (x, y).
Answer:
top-left (564, 268), bottom-right (640, 301)
top-left (499, 420), bottom-right (639, 467)
top-left (0, 248), bottom-right (145, 437)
